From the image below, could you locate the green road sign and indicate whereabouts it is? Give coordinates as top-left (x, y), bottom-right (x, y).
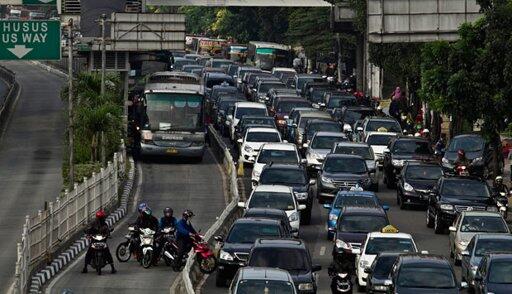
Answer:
top-left (23, 0), bottom-right (56, 4)
top-left (0, 20), bottom-right (61, 60)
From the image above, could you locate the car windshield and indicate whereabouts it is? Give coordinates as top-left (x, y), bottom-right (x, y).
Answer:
top-left (299, 117), bottom-right (329, 128)
top-left (373, 255), bottom-right (399, 278)
top-left (345, 110), bottom-right (375, 124)
top-left (259, 83), bottom-right (285, 94)
top-left (226, 223), bottom-right (281, 244)
top-left (241, 117), bottom-right (275, 127)
top-left (460, 216), bottom-right (508, 233)
top-left (249, 192), bottom-right (295, 210)
top-left (366, 120), bottom-right (401, 133)
top-left (366, 134), bottom-right (395, 146)
top-left (206, 77), bottom-right (234, 89)
top-left (323, 157), bottom-right (367, 174)
top-left (249, 248), bottom-right (309, 271)
top-left (277, 101), bottom-right (310, 113)
top-left (246, 132), bottom-right (280, 143)
top-left (260, 169), bottom-right (306, 185)
top-left (310, 90), bottom-right (328, 102)
top-left (334, 196), bottom-right (379, 208)
top-left (257, 150), bottom-right (298, 164)
top-left (448, 136), bottom-right (484, 152)
top-left (306, 123), bottom-right (341, 138)
top-left (334, 146), bottom-right (373, 160)
top-left (441, 179), bottom-right (490, 198)
top-left (219, 100), bottom-right (237, 112)
top-left (328, 96), bottom-right (357, 108)
top-left (392, 140), bottom-right (431, 155)
top-left (312, 136), bottom-right (346, 149)
top-left (475, 239), bottom-right (512, 256)
top-left (405, 166), bottom-right (443, 180)
top-left (489, 261), bottom-right (512, 284)
top-left (338, 215), bottom-right (389, 233)
top-left (236, 280), bottom-right (295, 294)
top-left (397, 266), bottom-right (456, 288)
top-left (236, 107), bottom-right (267, 119)
top-left (297, 77), bottom-right (323, 91)
top-left (365, 238), bottom-right (415, 255)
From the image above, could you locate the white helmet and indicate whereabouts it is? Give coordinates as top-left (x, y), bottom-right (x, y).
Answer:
top-left (377, 106), bottom-right (383, 111)
top-left (414, 132), bottom-right (421, 137)
top-left (343, 124), bottom-right (352, 132)
top-left (423, 129), bottom-right (430, 133)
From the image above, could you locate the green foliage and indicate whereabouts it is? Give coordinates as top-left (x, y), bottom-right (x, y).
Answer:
top-left (346, 0), bottom-right (367, 33)
top-left (286, 8), bottom-right (333, 55)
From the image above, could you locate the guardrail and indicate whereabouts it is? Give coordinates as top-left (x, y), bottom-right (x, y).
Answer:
top-left (13, 144), bottom-right (127, 294)
top-left (170, 125), bottom-right (244, 293)
top-left (0, 65), bottom-right (19, 130)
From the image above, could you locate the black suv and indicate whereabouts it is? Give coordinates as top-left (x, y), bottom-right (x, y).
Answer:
top-left (258, 164), bottom-right (315, 224)
top-left (383, 136), bottom-right (434, 188)
top-left (215, 218), bottom-right (290, 286)
top-left (248, 239), bottom-right (321, 293)
top-left (441, 134), bottom-right (504, 178)
top-left (317, 154), bottom-right (375, 203)
top-left (387, 254), bottom-right (464, 294)
top-left (426, 176), bottom-right (497, 234)
top-left (472, 253), bottom-right (512, 294)
top-left (365, 252), bottom-right (401, 294)
top-left (332, 206), bottom-right (389, 270)
top-left (396, 162), bottom-right (443, 209)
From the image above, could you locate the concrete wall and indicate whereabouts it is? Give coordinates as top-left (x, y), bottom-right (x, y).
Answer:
top-left (368, 0), bottom-right (481, 43)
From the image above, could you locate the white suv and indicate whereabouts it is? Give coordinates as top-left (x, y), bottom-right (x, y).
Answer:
top-left (237, 185), bottom-right (305, 236)
top-left (356, 231), bottom-right (418, 289)
top-left (251, 143), bottom-right (302, 184)
top-left (238, 127), bottom-right (282, 163)
top-left (227, 102), bottom-right (268, 141)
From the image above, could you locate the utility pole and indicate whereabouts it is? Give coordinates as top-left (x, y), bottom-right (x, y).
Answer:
top-left (98, 13), bottom-right (107, 96)
top-left (67, 19), bottom-right (74, 190)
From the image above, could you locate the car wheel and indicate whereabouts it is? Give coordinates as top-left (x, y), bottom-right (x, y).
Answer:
top-left (426, 209), bottom-right (434, 228)
top-left (434, 213), bottom-right (444, 234)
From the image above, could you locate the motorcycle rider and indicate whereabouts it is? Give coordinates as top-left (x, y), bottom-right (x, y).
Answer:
top-left (493, 176), bottom-right (509, 194)
top-left (136, 206), bottom-right (159, 232)
top-left (176, 209), bottom-right (197, 266)
top-left (159, 207), bottom-right (177, 229)
top-left (454, 149), bottom-right (471, 174)
top-left (82, 210), bottom-right (116, 274)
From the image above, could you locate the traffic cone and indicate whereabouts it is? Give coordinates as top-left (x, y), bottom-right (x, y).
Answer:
top-left (237, 157), bottom-right (244, 177)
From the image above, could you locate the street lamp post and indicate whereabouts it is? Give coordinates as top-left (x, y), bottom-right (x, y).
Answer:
top-left (67, 18), bottom-right (74, 189)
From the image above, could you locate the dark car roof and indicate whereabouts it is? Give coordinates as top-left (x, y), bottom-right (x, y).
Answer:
top-left (341, 206), bottom-right (386, 216)
top-left (392, 136), bottom-right (430, 143)
top-left (487, 253), bottom-right (512, 261)
top-left (253, 238), bottom-right (306, 249)
top-left (441, 175), bottom-right (485, 183)
top-left (475, 234), bottom-right (512, 241)
top-left (263, 163), bottom-right (305, 171)
top-left (345, 106), bottom-right (375, 111)
top-left (398, 253), bottom-right (451, 267)
top-left (232, 217), bottom-right (282, 226)
top-left (452, 134), bottom-right (484, 140)
top-left (276, 97), bottom-right (307, 103)
top-left (307, 119), bottom-right (337, 125)
top-left (205, 72), bottom-right (232, 79)
top-left (404, 161), bottom-right (442, 167)
top-left (325, 153), bottom-right (365, 160)
top-left (241, 116), bottom-right (273, 121)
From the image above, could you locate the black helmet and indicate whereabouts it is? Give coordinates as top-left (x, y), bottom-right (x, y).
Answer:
top-left (183, 209), bottom-right (194, 219)
top-left (164, 207), bottom-right (173, 218)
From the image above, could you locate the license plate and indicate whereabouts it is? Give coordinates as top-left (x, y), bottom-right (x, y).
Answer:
top-left (166, 148), bottom-right (178, 154)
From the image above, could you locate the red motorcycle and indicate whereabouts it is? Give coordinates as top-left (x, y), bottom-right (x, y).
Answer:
top-left (191, 234), bottom-right (217, 274)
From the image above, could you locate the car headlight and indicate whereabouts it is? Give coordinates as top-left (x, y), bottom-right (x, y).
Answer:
top-left (440, 204), bottom-right (454, 211)
top-left (487, 206), bottom-right (498, 212)
top-left (244, 145), bottom-right (253, 152)
top-left (404, 182), bottom-right (414, 192)
top-left (294, 192), bottom-right (308, 200)
top-left (321, 175), bottom-right (333, 184)
top-left (141, 130), bottom-right (153, 141)
top-left (374, 285), bottom-right (388, 291)
top-left (329, 213), bottom-right (338, 221)
top-left (298, 283), bottom-right (314, 291)
top-left (219, 250), bottom-right (234, 261)
top-left (392, 159), bottom-right (404, 167)
top-left (277, 119), bottom-right (286, 125)
top-left (359, 259), bottom-right (369, 269)
top-left (289, 211), bottom-right (299, 222)
top-left (335, 239), bottom-right (351, 250)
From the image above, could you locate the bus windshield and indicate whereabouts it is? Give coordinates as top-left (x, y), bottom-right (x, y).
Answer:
top-left (255, 48), bottom-right (291, 70)
top-left (145, 93), bottom-right (203, 132)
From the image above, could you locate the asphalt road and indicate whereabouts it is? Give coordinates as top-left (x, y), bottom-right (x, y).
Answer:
top-left (47, 151), bottom-right (228, 294)
top-left (0, 62), bottom-right (65, 293)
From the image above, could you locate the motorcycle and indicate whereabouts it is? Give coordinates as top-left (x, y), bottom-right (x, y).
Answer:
top-left (191, 234), bottom-right (217, 274)
top-left (116, 225), bottom-right (139, 262)
top-left (328, 266), bottom-right (353, 293)
top-left (88, 234), bottom-right (109, 275)
top-left (497, 192), bottom-right (509, 220)
top-left (139, 228), bottom-right (156, 268)
top-left (455, 164), bottom-right (470, 176)
top-left (159, 226), bottom-right (182, 270)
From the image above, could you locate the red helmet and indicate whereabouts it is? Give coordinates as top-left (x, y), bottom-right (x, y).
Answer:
top-left (457, 149), bottom-right (465, 157)
top-left (96, 209), bottom-right (106, 220)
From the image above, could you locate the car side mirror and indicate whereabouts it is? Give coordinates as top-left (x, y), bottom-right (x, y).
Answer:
top-left (283, 140), bottom-right (288, 143)
top-left (356, 127), bottom-right (363, 132)
top-left (298, 204), bottom-right (307, 211)
top-left (309, 179), bottom-right (316, 185)
top-left (227, 114), bottom-right (233, 121)
top-left (460, 281), bottom-right (468, 289)
top-left (303, 143), bottom-right (309, 148)
top-left (449, 226), bottom-right (457, 232)
top-left (461, 250), bottom-right (470, 256)
top-left (237, 201), bottom-right (246, 208)
top-left (383, 148), bottom-right (390, 154)
top-left (364, 267), bottom-right (372, 274)
top-left (214, 236), bottom-right (223, 242)
top-left (323, 203), bottom-right (332, 209)
top-left (283, 115), bottom-right (289, 120)
top-left (382, 205), bottom-right (390, 211)
top-left (237, 139), bottom-right (243, 144)
top-left (384, 279), bottom-right (393, 286)
top-left (312, 264), bottom-right (322, 272)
